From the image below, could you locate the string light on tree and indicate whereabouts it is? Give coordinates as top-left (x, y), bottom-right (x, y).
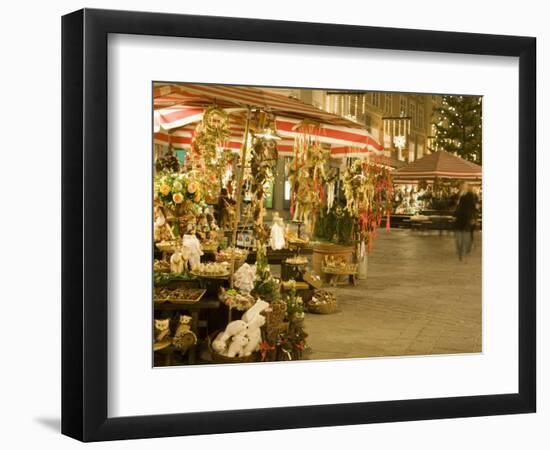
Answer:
top-left (432, 95), bottom-right (482, 163)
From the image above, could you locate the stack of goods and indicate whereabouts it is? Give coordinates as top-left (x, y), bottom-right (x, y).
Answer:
top-left (154, 287), bottom-right (206, 304)
top-left (216, 247), bottom-right (248, 269)
top-left (155, 240), bottom-right (180, 253)
top-left (306, 289), bottom-right (338, 314)
top-left (192, 262), bottom-right (230, 278)
top-left (285, 231), bottom-right (309, 247)
top-left (218, 288), bottom-right (256, 311)
top-left (153, 259), bottom-right (171, 273)
top-left (285, 255), bottom-right (308, 265)
top-left (322, 255), bottom-right (358, 273)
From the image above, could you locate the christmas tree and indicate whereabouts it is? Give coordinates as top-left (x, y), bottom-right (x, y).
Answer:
top-left (432, 96), bottom-right (482, 163)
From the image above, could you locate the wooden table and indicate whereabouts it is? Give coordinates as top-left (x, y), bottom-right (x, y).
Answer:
top-left (246, 247), bottom-right (313, 265)
top-left (153, 338), bottom-right (173, 366)
top-left (154, 297), bottom-right (220, 364)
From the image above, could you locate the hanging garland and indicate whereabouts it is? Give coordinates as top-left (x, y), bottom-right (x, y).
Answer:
top-left (343, 159), bottom-right (393, 253)
top-left (189, 106), bottom-right (234, 203)
top-left (250, 136), bottom-right (278, 246)
top-left (287, 122), bottom-right (329, 234)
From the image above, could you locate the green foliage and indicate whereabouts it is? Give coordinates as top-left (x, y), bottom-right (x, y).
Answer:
top-left (253, 244), bottom-right (280, 301)
top-left (314, 206), bottom-right (355, 245)
top-left (283, 284), bottom-right (305, 321)
top-left (432, 95), bottom-right (482, 163)
top-left (153, 271), bottom-right (197, 286)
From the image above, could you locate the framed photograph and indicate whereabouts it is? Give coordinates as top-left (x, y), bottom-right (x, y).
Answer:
top-left (62, 8), bottom-right (536, 442)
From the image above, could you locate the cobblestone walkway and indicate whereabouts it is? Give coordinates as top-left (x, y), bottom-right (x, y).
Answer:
top-left (305, 229), bottom-right (482, 360)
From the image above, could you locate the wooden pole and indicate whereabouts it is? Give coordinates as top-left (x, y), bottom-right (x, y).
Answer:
top-left (228, 109), bottom-right (251, 289)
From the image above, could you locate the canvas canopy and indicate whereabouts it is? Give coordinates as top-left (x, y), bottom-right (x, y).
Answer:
top-left (153, 83), bottom-right (384, 158)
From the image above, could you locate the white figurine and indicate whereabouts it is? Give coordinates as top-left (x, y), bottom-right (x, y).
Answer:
top-left (240, 314), bottom-right (265, 356)
top-left (269, 212), bottom-right (286, 250)
top-left (181, 234), bottom-right (203, 271)
top-left (213, 319), bottom-right (249, 355)
top-left (242, 299), bottom-right (270, 323)
top-left (233, 263), bottom-right (256, 293)
top-left (226, 334), bottom-right (249, 358)
top-left (170, 249), bottom-right (184, 274)
top-left (326, 181), bottom-right (335, 211)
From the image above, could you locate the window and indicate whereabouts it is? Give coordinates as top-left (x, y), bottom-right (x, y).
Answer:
top-left (372, 92), bottom-right (380, 108)
top-left (384, 93), bottom-right (392, 114)
top-left (399, 96), bottom-right (407, 116)
top-left (409, 102), bottom-right (417, 127)
top-left (364, 114), bottom-right (372, 132)
top-left (418, 105), bottom-right (425, 128)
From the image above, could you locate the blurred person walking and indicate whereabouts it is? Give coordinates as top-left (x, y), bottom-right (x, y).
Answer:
top-left (454, 182), bottom-right (478, 261)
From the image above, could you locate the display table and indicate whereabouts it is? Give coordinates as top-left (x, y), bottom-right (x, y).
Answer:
top-left (245, 247), bottom-right (313, 265)
top-left (403, 217), bottom-right (433, 232)
top-left (154, 297), bottom-right (220, 364)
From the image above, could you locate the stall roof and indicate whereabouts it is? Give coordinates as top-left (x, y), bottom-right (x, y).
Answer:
top-left (153, 83), bottom-right (385, 156)
top-left (393, 151), bottom-right (482, 181)
top-left (154, 83), bottom-right (368, 128)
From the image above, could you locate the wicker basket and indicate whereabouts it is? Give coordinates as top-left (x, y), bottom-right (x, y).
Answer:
top-left (306, 290), bottom-right (338, 314)
top-left (215, 250), bottom-right (248, 270)
top-left (155, 240), bottom-right (179, 253)
top-left (208, 331), bottom-right (258, 364)
top-left (306, 301), bottom-right (338, 314)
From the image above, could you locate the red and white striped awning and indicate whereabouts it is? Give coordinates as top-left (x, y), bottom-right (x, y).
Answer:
top-left (153, 83), bottom-right (385, 157)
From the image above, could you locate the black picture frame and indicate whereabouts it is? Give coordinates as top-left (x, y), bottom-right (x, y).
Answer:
top-left (62, 8), bottom-right (536, 442)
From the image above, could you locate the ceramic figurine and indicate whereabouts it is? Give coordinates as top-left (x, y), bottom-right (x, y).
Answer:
top-left (181, 234), bottom-right (203, 270)
top-left (233, 263), bottom-right (256, 293)
top-left (172, 315), bottom-right (197, 352)
top-left (174, 315), bottom-right (192, 335)
top-left (242, 299), bottom-right (270, 323)
top-left (269, 211), bottom-right (286, 250)
top-left (170, 249), bottom-right (185, 274)
top-left (225, 334), bottom-right (249, 358)
top-left (154, 318), bottom-right (171, 342)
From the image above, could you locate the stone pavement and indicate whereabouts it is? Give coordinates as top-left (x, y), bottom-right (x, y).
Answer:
top-left (304, 229), bottom-right (482, 360)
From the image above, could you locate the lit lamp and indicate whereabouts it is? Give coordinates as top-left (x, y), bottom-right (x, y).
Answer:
top-left (393, 135), bottom-right (406, 160)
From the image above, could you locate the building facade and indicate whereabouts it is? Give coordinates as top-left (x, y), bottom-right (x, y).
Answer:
top-left (272, 89), bottom-right (442, 163)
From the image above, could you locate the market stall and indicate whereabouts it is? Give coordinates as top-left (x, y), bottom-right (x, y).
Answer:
top-left (391, 150), bottom-right (482, 218)
top-left (152, 83), bottom-right (393, 366)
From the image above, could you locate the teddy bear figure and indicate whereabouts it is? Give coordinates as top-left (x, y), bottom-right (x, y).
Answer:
top-left (212, 320), bottom-right (248, 354)
top-left (241, 314), bottom-right (265, 356)
top-left (242, 299), bottom-right (270, 323)
top-left (226, 334), bottom-right (249, 358)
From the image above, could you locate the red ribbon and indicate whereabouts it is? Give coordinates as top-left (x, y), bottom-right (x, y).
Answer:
top-left (260, 341), bottom-right (275, 361)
